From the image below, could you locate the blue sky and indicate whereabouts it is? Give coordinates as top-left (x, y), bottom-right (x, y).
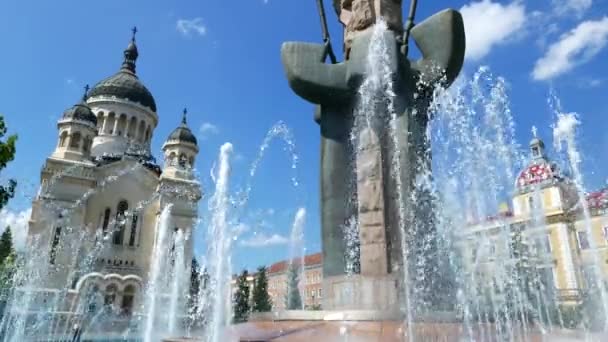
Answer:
top-left (0, 0), bottom-right (607, 271)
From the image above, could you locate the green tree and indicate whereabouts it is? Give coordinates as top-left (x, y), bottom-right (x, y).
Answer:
top-left (0, 250), bottom-right (16, 301)
top-left (0, 115), bottom-right (17, 211)
top-left (233, 270), bottom-right (250, 323)
top-left (0, 228), bottom-right (16, 303)
top-left (285, 264), bottom-right (302, 310)
top-left (0, 228), bottom-right (14, 265)
top-left (188, 257), bottom-right (200, 315)
top-left (251, 266), bottom-right (272, 312)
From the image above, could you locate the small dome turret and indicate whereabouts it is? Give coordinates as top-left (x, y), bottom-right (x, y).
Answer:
top-left (162, 108), bottom-right (199, 179)
top-left (53, 85), bottom-right (97, 161)
top-left (515, 127), bottom-right (561, 191)
top-left (62, 85), bottom-right (97, 125)
top-left (167, 109), bottom-right (198, 145)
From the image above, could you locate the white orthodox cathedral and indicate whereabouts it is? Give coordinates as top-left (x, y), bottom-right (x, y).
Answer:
top-left (24, 30), bottom-right (202, 318)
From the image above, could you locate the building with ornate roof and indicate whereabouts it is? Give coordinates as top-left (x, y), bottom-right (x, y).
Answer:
top-left (23, 29), bottom-right (202, 324)
top-left (456, 132), bottom-right (608, 308)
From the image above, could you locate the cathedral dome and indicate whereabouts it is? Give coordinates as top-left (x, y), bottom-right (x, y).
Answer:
top-left (62, 86), bottom-right (97, 125)
top-left (167, 109), bottom-right (197, 145)
top-left (88, 72), bottom-right (156, 112)
top-left (87, 28), bottom-right (157, 112)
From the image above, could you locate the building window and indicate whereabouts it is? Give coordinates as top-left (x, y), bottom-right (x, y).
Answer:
top-left (318, 288), bottom-right (322, 299)
top-left (70, 132), bottom-right (81, 149)
top-left (86, 285), bottom-right (100, 313)
top-left (179, 154), bottom-right (187, 168)
top-left (604, 227), bottom-right (608, 241)
top-left (489, 243), bottom-right (496, 256)
top-left (577, 231), bottom-right (590, 250)
top-left (528, 196), bottom-right (541, 211)
top-left (113, 201), bottom-right (128, 245)
top-left (59, 131), bottom-right (68, 147)
top-left (49, 227), bottom-right (61, 265)
top-left (122, 285), bottom-right (136, 314)
top-left (129, 213), bottom-right (139, 247)
top-left (532, 146), bottom-right (540, 157)
top-left (104, 284), bottom-right (118, 307)
top-left (534, 235), bottom-right (552, 254)
top-left (102, 208), bottom-right (111, 235)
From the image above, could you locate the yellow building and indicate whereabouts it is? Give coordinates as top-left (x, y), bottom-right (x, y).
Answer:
top-left (458, 134), bottom-right (608, 307)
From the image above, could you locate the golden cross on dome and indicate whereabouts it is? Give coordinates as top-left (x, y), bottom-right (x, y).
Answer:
top-left (531, 125), bottom-right (538, 138)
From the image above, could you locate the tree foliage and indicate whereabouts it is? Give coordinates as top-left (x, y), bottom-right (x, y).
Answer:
top-left (0, 227), bottom-right (16, 301)
top-left (233, 270), bottom-right (250, 323)
top-left (188, 257), bottom-right (200, 314)
top-left (251, 266), bottom-right (272, 312)
top-left (285, 264), bottom-right (302, 310)
top-left (0, 115), bottom-right (17, 211)
top-left (0, 228), bottom-right (14, 265)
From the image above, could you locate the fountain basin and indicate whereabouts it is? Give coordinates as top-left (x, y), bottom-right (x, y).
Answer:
top-left (164, 310), bottom-right (606, 342)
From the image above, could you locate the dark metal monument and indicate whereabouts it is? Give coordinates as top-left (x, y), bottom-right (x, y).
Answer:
top-left (281, 0), bottom-right (465, 313)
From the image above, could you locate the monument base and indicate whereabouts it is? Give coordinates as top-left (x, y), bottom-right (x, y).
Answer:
top-left (322, 274), bottom-right (400, 313)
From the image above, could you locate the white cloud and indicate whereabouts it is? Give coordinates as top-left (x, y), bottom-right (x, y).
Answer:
top-left (532, 17), bottom-right (608, 81)
top-left (552, 0), bottom-right (592, 18)
top-left (240, 233), bottom-right (289, 247)
top-left (233, 223), bottom-right (250, 236)
top-left (198, 122), bottom-right (219, 140)
top-left (176, 18), bottom-right (207, 37)
top-left (0, 208), bottom-right (31, 251)
top-left (460, 0), bottom-right (527, 61)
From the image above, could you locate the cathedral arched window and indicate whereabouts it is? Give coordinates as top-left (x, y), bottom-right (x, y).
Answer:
top-left (104, 284), bottom-right (118, 307)
top-left (70, 132), bottom-right (81, 149)
top-left (117, 114), bottom-right (127, 136)
top-left (86, 284), bottom-right (101, 313)
top-left (96, 112), bottom-right (104, 130)
top-left (167, 152), bottom-right (177, 167)
top-left (128, 117), bottom-right (137, 138)
top-left (178, 154), bottom-right (187, 168)
top-left (122, 285), bottom-right (136, 314)
top-left (102, 208), bottom-right (111, 235)
top-left (113, 201), bottom-right (128, 245)
top-left (129, 212), bottom-right (139, 247)
top-left (189, 156), bottom-right (194, 168)
top-left (106, 113), bottom-right (116, 135)
top-left (145, 127), bottom-right (151, 142)
top-left (137, 121), bottom-right (145, 142)
top-left (49, 226), bottom-right (62, 265)
top-left (59, 131), bottom-right (68, 147)
top-left (82, 136), bottom-right (91, 154)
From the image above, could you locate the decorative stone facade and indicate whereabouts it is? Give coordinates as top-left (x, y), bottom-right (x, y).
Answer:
top-left (24, 33), bottom-right (202, 320)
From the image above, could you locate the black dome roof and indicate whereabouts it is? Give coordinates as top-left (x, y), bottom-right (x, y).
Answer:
top-left (87, 31), bottom-right (157, 112)
top-left (167, 109), bottom-right (197, 145)
top-left (62, 102), bottom-right (97, 125)
top-left (88, 71), bottom-right (157, 112)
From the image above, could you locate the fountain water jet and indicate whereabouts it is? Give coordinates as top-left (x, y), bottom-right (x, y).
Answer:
top-left (198, 143), bottom-right (234, 342)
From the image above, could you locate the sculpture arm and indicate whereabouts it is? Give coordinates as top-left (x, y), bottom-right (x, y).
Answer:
top-left (281, 42), bottom-right (350, 105)
top-left (410, 9), bottom-right (466, 88)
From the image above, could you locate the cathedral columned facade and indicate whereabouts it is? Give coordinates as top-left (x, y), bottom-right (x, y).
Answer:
top-left (25, 30), bottom-right (202, 318)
